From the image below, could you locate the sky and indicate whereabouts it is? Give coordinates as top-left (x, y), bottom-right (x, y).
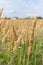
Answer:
top-left (0, 0), bottom-right (43, 18)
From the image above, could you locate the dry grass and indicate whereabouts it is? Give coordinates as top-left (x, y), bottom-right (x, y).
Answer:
top-left (0, 8), bottom-right (4, 17)
top-left (28, 17), bottom-right (37, 55)
top-left (0, 17), bottom-right (43, 47)
top-left (0, 17), bottom-right (43, 65)
top-left (13, 29), bottom-right (25, 51)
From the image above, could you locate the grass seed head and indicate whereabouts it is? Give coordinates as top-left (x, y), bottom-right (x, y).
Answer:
top-left (28, 17), bottom-right (37, 55)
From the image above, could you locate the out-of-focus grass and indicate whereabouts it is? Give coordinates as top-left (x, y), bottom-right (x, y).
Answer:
top-left (0, 19), bottom-right (43, 65)
top-left (0, 38), bottom-right (43, 65)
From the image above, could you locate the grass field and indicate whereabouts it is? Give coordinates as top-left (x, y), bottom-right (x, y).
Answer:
top-left (0, 18), bottom-right (43, 65)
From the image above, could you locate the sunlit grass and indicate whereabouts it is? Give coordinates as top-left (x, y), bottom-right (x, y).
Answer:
top-left (0, 18), bottom-right (43, 65)
top-left (0, 39), bottom-right (43, 65)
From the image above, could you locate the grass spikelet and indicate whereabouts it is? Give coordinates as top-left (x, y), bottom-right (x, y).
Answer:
top-left (13, 25), bottom-right (17, 41)
top-left (13, 35), bottom-right (21, 51)
top-left (28, 17), bottom-right (37, 55)
top-left (0, 8), bottom-right (4, 17)
top-left (2, 32), bottom-right (9, 43)
top-left (13, 29), bottom-right (25, 51)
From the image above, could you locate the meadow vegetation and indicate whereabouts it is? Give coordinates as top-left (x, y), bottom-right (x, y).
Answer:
top-left (0, 16), bottom-right (43, 65)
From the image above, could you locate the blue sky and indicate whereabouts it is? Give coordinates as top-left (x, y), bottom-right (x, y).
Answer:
top-left (0, 0), bottom-right (43, 18)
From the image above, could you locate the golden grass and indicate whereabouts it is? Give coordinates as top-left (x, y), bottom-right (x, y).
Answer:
top-left (0, 8), bottom-right (4, 17)
top-left (28, 17), bottom-right (37, 55)
top-left (0, 17), bottom-right (43, 51)
top-left (13, 29), bottom-right (25, 51)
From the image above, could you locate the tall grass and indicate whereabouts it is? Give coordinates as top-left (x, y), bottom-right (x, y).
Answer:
top-left (0, 39), bottom-right (42, 65)
top-left (28, 17), bottom-right (37, 55)
top-left (0, 17), bottom-right (43, 65)
top-left (0, 8), bottom-right (4, 17)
